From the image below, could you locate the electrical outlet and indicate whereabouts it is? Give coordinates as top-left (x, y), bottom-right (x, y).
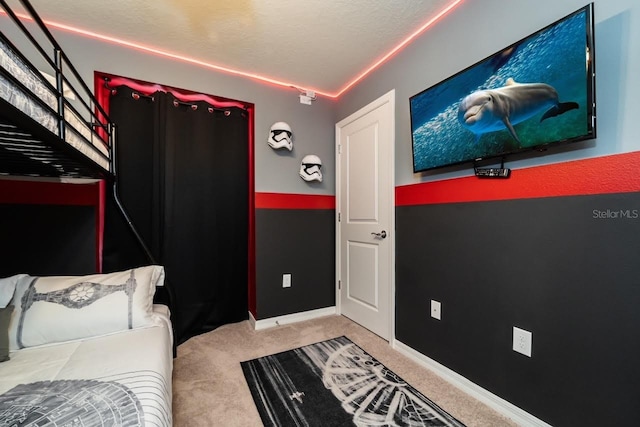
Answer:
top-left (282, 273), bottom-right (292, 288)
top-left (430, 300), bottom-right (441, 320)
top-left (513, 326), bottom-right (532, 357)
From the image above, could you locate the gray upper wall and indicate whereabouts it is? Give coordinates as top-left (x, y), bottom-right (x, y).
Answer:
top-left (4, 23), bottom-right (338, 195)
top-left (4, 0), bottom-right (638, 193)
top-left (335, 0), bottom-right (640, 186)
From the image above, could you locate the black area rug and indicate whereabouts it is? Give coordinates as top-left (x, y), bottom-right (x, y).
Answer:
top-left (241, 336), bottom-right (466, 427)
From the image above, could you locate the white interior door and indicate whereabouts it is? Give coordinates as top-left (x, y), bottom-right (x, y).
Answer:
top-left (336, 90), bottom-right (395, 340)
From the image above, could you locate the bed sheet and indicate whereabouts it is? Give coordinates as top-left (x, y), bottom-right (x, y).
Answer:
top-left (0, 305), bottom-right (173, 426)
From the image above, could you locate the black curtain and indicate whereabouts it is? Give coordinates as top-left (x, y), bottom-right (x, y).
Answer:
top-left (103, 86), bottom-right (249, 343)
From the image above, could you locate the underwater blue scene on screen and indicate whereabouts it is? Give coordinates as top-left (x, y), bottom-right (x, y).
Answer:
top-left (410, 6), bottom-right (593, 172)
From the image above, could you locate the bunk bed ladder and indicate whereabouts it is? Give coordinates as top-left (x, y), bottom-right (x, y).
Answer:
top-left (111, 130), bottom-right (178, 357)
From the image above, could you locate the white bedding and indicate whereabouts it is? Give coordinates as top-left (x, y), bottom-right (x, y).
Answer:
top-left (0, 305), bottom-right (173, 426)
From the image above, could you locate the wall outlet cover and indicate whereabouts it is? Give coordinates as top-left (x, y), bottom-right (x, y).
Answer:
top-left (282, 273), bottom-right (292, 288)
top-left (513, 326), bottom-right (532, 357)
top-left (431, 300), bottom-right (441, 320)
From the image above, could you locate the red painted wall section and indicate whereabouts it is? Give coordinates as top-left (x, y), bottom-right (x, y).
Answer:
top-left (255, 192), bottom-right (336, 210)
top-left (396, 151), bottom-right (640, 206)
top-left (0, 179), bottom-right (100, 205)
top-left (247, 106), bottom-right (256, 317)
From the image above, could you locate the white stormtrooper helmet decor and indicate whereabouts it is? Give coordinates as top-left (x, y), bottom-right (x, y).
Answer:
top-left (299, 154), bottom-right (323, 182)
top-left (267, 121), bottom-right (293, 151)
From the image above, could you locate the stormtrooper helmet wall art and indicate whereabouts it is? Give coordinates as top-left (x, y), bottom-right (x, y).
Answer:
top-left (267, 121), bottom-right (293, 151)
top-left (299, 154), bottom-right (323, 182)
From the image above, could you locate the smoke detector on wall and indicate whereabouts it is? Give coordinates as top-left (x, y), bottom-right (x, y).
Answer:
top-left (298, 89), bottom-right (316, 105)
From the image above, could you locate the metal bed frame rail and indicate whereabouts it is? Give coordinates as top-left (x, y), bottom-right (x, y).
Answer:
top-left (0, 0), bottom-right (112, 178)
top-left (0, 0), bottom-right (177, 353)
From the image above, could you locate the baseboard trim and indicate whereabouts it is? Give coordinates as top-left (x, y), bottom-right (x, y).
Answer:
top-left (248, 311), bottom-right (257, 329)
top-left (393, 340), bottom-right (552, 427)
top-left (253, 307), bottom-right (337, 331)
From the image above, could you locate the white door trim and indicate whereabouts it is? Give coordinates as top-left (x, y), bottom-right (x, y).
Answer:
top-left (335, 89), bottom-right (396, 343)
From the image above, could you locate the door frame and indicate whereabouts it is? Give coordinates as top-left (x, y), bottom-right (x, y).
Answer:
top-left (335, 89), bottom-right (396, 342)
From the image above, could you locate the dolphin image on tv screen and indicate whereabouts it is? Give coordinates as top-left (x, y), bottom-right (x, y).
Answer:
top-left (458, 78), bottom-right (578, 144)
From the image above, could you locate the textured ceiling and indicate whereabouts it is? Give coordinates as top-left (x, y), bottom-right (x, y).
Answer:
top-left (22, 0), bottom-right (460, 97)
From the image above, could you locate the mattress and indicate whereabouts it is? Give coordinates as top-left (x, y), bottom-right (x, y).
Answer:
top-left (0, 305), bottom-right (173, 426)
top-left (0, 35), bottom-right (110, 172)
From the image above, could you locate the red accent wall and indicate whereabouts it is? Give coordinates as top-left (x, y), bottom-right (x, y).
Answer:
top-left (247, 106), bottom-right (256, 316)
top-left (255, 192), bottom-right (336, 210)
top-left (0, 180), bottom-right (100, 205)
top-left (396, 151), bottom-right (640, 206)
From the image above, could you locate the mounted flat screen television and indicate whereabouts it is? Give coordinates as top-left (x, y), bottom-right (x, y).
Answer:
top-left (410, 4), bottom-right (596, 173)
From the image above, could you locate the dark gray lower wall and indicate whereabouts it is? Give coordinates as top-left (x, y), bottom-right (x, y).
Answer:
top-left (396, 192), bottom-right (640, 426)
top-left (0, 204), bottom-right (96, 277)
top-left (256, 209), bottom-right (335, 319)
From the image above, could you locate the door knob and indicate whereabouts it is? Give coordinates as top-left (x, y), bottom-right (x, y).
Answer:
top-left (371, 230), bottom-right (387, 239)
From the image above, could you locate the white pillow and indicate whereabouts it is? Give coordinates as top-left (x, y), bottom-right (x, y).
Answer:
top-left (0, 275), bottom-right (26, 308)
top-left (8, 265), bottom-right (164, 350)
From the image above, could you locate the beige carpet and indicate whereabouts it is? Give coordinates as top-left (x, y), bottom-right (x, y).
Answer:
top-left (172, 315), bottom-right (518, 427)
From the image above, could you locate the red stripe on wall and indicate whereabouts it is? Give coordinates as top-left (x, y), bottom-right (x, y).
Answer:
top-left (0, 179), bottom-right (100, 205)
top-left (255, 192), bottom-right (336, 209)
top-left (396, 152), bottom-right (640, 206)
